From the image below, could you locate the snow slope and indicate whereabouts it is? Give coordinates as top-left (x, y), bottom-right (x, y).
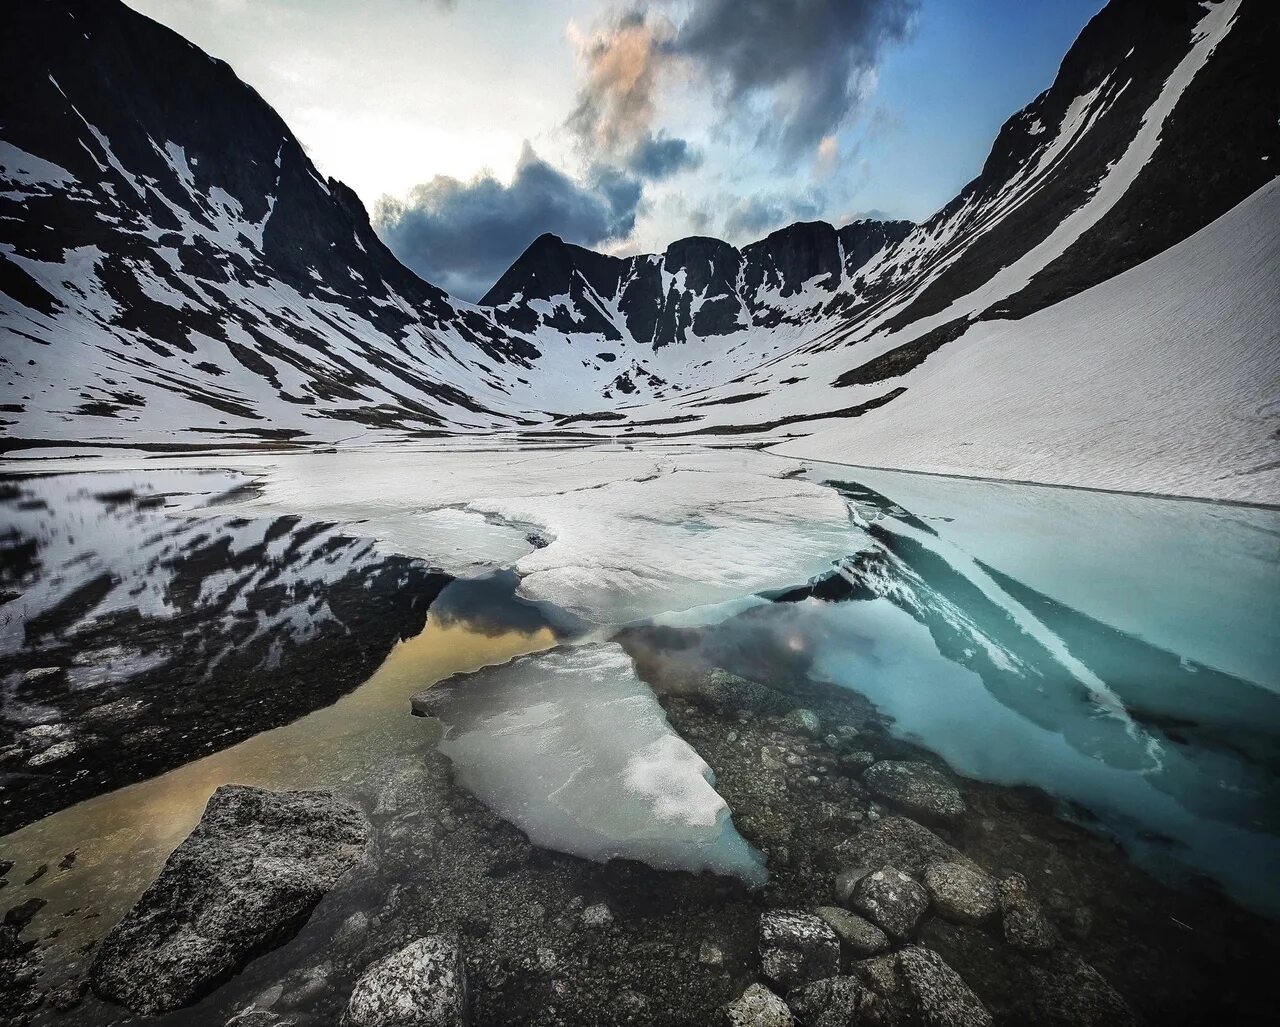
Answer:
top-left (2, 0), bottom-right (1277, 504)
top-left (774, 177), bottom-right (1280, 504)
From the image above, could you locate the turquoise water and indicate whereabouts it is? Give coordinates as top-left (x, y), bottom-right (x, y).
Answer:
top-left (737, 465), bottom-right (1280, 912)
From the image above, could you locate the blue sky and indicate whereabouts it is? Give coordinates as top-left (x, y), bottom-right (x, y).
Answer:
top-left (126, 0), bottom-right (1105, 299)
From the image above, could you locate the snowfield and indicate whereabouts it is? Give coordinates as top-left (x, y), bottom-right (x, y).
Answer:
top-left (775, 178), bottom-right (1280, 505)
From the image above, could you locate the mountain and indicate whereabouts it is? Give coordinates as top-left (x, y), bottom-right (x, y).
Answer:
top-left (0, 0), bottom-right (546, 450)
top-left (1, 0), bottom-right (1276, 502)
top-left (481, 219), bottom-right (914, 351)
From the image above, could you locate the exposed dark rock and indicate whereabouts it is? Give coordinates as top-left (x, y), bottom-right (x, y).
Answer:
top-left (815, 906), bottom-right (889, 956)
top-left (924, 863), bottom-right (999, 925)
top-left (90, 785), bottom-right (369, 1015)
top-left (758, 910), bottom-right (841, 992)
top-left (342, 935), bottom-right (469, 1027)
top-left (725, 982), bottom-right (795, 1027)
top-left (1022, 950), bottom-right (1139, 1027)
top-left (3, 898), bottom-right (45, 930)
top-left (863, 761), bottom-right (965, 823)
top-left (851, 868), bottom-right (930, 940)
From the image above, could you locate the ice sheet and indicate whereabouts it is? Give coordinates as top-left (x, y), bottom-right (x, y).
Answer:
top-left (418, 641), bottom-right (766, 884)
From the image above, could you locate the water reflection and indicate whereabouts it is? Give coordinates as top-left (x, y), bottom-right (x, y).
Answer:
top-left (676, 467), bottom-right (1280, 912)
top-left (0, 580), bottom-right (559, 977)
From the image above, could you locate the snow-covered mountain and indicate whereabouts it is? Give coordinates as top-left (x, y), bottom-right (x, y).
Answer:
top-left (1, 0), bottom-right (1276, 501)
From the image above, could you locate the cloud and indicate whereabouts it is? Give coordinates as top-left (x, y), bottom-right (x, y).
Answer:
top-left (569, 0), bottom-right (916, 168)
top-left (673, 0), bottom-right (918, 155)
top-left (722, 192), bottom-right (825, 241)
top-left (566, 11), bottom-right (699, 181)
top-left (626, 132), bottom-right (700, 179)
top-left (374, 143), bottom-right (641, 301)
top-left (568, 11), bottom-right (671, 155)
top-left (815, 134), bottom-right (840, 176)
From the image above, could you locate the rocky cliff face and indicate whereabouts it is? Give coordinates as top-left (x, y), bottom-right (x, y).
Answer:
top-left (481, 219), bottom-right (914, 351)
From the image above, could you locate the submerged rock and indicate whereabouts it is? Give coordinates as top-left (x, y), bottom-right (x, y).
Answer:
top-left (815, 906), bottom-right (889, 956)
top-left (694, 668), bottom-right (793, 717)
top-left (342, 935), bottom-right (469, 1027)
top-left (896, 946), bottom-right (992, 1027)
top-left (758, 910), bottom-right (840, 991)
top-left (781, 708), bottom-right (822, 738)
top-left (998, 875), bottom-right (1058, 953)
top-left (786, 976), bottom-right (878, 1027)
top-left (90, 785), bottom-right (369, 1015)
top-left (1024, 950), bottom-right (1138, 1026)
top-left (924, 863), bottom-right (998, 925)
top-left (864, 761), bottom-right (965, 822)
top-left (852, 868), bottom-right (930, 940)
top-left (725, 982), bottom-right (795, 1026)
top-left (836, 816), bottom-right (976, 879)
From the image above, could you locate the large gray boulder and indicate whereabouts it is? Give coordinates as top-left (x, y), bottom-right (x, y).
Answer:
top-left (758, 910), bottom-right (841, 991)
top-left (864, 762), bottom-right (965, 822)
top-left (851, 867), bottom-right (930, 940)
top-left (90, 785), bottom-right (369, 1015)
top-left (786, 976), bottom-right (878, 1027)
top-left (343, 936), bottom-right (469, 1027)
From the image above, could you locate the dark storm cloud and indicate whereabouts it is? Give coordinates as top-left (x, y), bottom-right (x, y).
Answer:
top-left (673, 0), bottom-right (919, 155)
top-left (374, 143), bottom-right (641, 301)
top-left (626, 132), bottom-right (700, 179)
top-left (570, 0), bottom-right (917, 164)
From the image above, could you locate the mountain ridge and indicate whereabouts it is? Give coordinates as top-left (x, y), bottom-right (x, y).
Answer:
top-left (1, 0), bottom-right (1276, 502)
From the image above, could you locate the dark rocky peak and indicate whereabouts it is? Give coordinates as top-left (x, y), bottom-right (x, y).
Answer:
top-left (481, 233), bottom-right (626, 308)
top-left (838, 220), bottom-right (915, 277)
top-left (742, 221), bottom-right (844, 298)
top-left (661, 236), bottom-right (743, 295)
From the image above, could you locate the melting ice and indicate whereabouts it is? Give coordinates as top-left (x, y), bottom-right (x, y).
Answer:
top-left (413, 641), bottom-right (766, 885)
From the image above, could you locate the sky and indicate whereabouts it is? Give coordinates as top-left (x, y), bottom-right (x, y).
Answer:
top-left (125, 0), bottom-right (1106, 301)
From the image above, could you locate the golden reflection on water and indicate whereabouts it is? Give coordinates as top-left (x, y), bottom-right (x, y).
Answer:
top-left (0, 613), bottom-right (557, 972)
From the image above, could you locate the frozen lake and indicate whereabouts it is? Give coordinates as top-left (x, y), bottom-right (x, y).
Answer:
top-left (1, 444), bottom-right (1278, 1012)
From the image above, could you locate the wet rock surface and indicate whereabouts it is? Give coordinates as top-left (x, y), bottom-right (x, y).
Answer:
top-left (88, 786), bottom-right (369, 1015)
top-left (996, 874), bottom-right (1058, 954)
top-left (924, 863), bottom-right (999, 925)
top-left (851, 868), bottom-right (930, 940)
top-left (896, 946), bottom-right (992, 1027)
top-left (758, 910), bottom-right (840, 991)
top-left (342, 936), bottom-right (468, 1027)
top-left (725, 982), bottom-right (794, 1027)
top-left (6, 636), bottom-right (1280, 1026)
top-left (814, 906), bottom-right (889, 956)
top-left (864, 761), bottom-right (966, 823)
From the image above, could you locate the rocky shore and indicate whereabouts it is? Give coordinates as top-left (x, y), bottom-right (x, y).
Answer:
top-left (3, 646), bottom-right (1279, 1025)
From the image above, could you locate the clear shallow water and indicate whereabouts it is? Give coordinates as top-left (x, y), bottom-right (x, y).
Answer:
top-left (792, 463), bottom-right (1280, 910)
top-left (2, 446), bottom-right (1279, 951)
